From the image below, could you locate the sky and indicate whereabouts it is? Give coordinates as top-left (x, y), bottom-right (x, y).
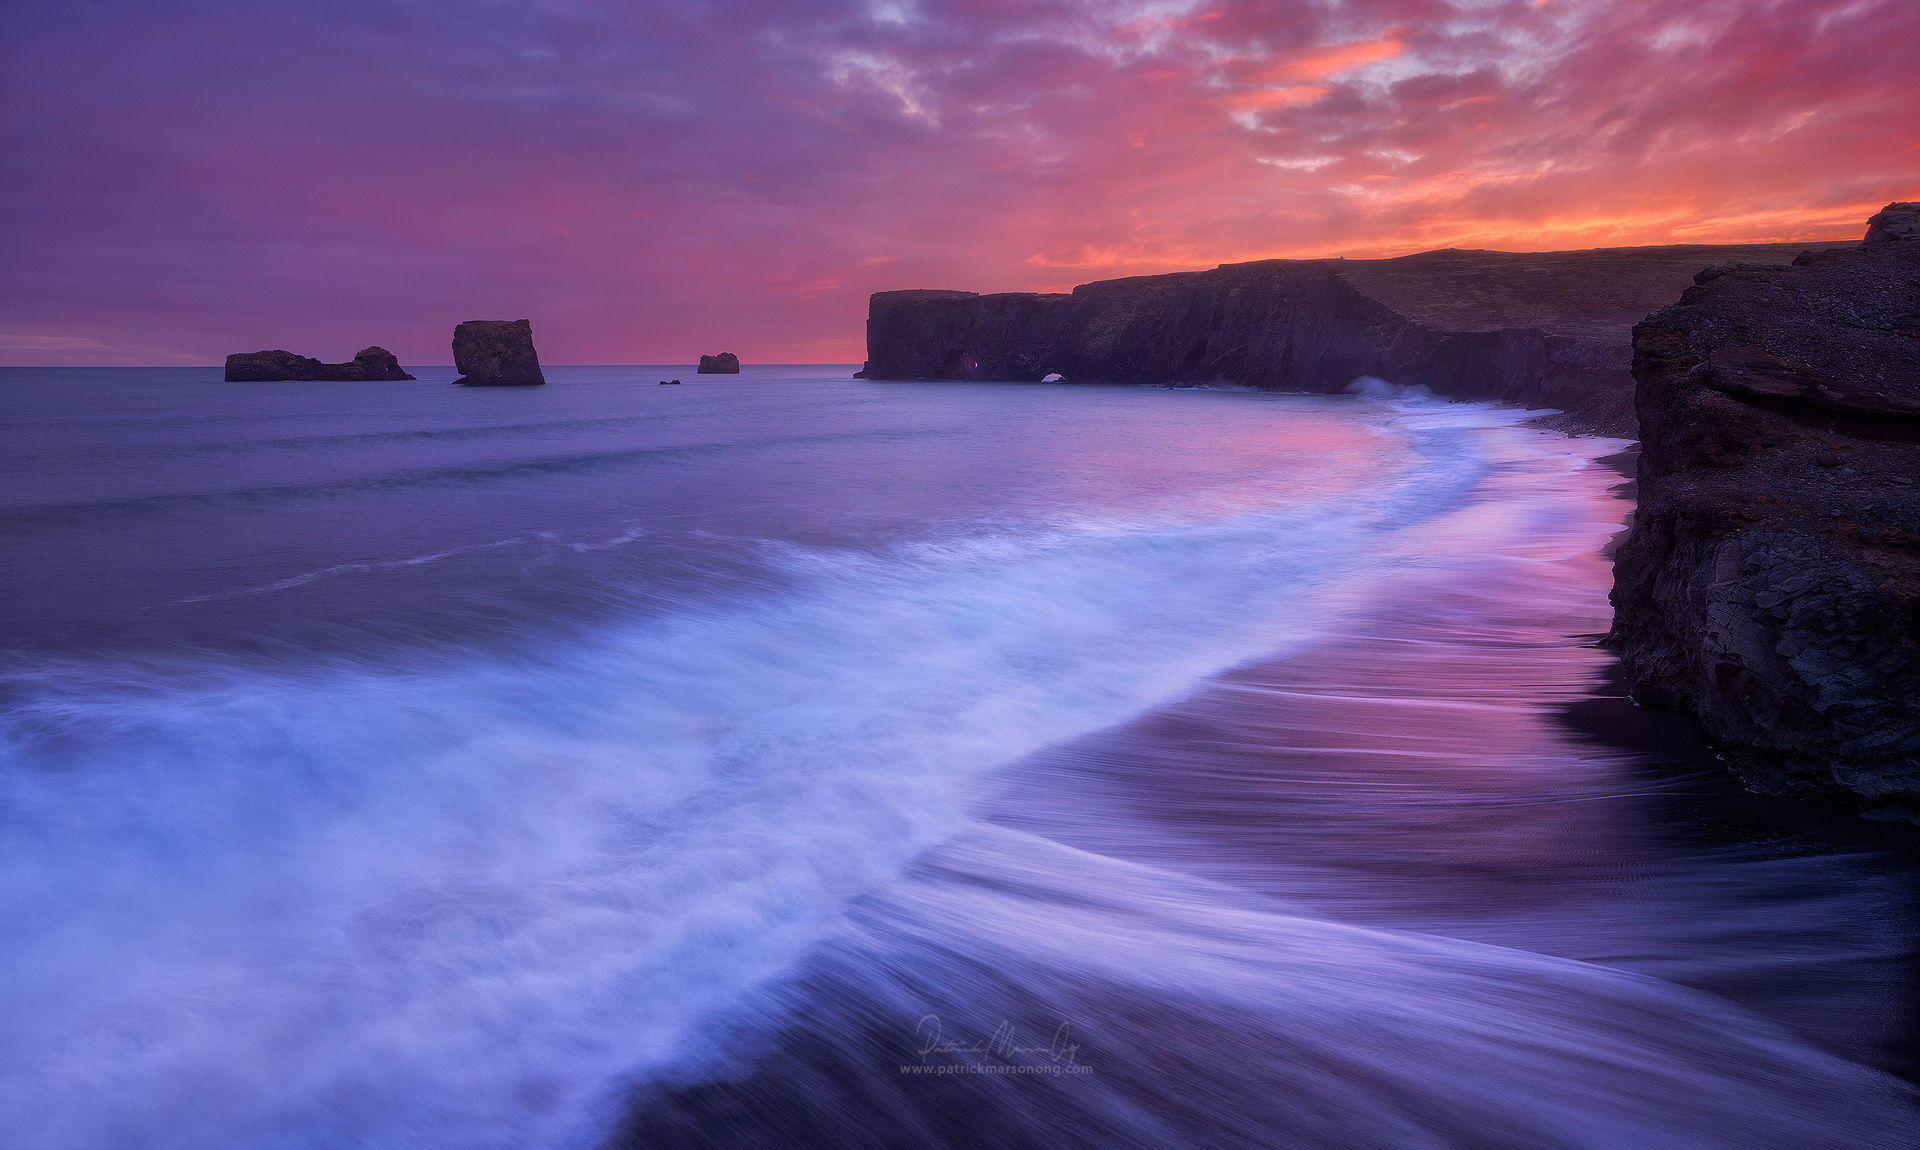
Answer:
top-left (2, 0), bottom-right (1916, 366)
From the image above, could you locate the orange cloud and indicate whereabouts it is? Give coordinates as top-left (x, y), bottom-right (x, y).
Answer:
top-left (1255, 35), bottom-right (1405, 83)
top-left (3, 1), bottom-right (1915, 365)
top-left (1227, 85), bottom-right (1333, 112)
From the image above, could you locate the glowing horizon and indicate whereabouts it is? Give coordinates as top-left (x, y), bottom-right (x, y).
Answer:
top-left (3, 0), bottom-right (1915, 366)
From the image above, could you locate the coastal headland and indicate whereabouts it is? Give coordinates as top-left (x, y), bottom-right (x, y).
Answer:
top-left (863, 211), bottom-right (1918, 819)
top-left (859, 240), bottom-right (1852, 436)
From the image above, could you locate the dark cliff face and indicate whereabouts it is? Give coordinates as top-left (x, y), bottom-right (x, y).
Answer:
top-left (697, 352), bottom-right (741, 374)
top-left (859, 243), bottom-right (1848, 436)
top-left (453, 320), bottom-right (545, 386)
top-left (1609, 207), bottom-right (1920, 819)
top-left (224, 346), bottom-right (414, 382)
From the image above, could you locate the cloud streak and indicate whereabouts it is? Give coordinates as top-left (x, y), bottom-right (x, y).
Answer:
top-left (2, 0), bottom-right (1914, 364)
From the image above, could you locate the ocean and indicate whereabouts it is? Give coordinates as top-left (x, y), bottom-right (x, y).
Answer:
top-left (1, 364), bottom-right (1914, 1148)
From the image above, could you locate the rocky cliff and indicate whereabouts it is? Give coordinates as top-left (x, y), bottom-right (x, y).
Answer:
top-left (453, 319), bottom-right (545, 386)
top-left (1609, 205), bottom-right (1920, 819)
top-left (860, 242), bottom-right (1847, 435)
top-left (224, 346), bottom-right (414, 381)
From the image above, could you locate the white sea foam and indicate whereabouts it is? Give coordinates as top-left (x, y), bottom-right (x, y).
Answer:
top-left (1345, 373), bottom-right (1439, 403)
top-left (0, 406), bottom-right (1621, 1148)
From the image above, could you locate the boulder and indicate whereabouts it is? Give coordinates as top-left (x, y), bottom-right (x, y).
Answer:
top-left (1863, 202), bottom-right (1920, 245)
top-left (1609, 204), bottom-right (1920, 819)
top-left (453, 319), bottom-right (546, 386)
top-left (698, 352), bottom-right (741, 374)
top-left (224, 346), bottom-right (415, 382)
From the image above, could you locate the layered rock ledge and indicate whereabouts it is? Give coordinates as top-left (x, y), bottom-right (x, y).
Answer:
top-left (860, 242), bottom-right (1849, 435)
top-left (225, 346), bottom-right (414, 382)
top-left (1610, 205), bottom-right (1920, 818)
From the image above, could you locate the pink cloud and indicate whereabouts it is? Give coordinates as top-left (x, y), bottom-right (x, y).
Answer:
top-left (2, 0), bottom-right (1914, 365)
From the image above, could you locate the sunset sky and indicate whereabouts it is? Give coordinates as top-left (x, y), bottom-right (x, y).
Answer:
top-left (3, 0), bottom-right (1916, 366)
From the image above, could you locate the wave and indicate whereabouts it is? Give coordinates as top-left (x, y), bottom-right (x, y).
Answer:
top-left (140, 411), bottom-right (746, 459)
top-left (1345, 373), bottom-right (1441, 403)
top-left (0, 410), bottom-right (1508, 1148)
top-left (12, 404), bottom-right (1877, 1150)
top-left (0, 426), bottom-right (942, 528)
top-left (169, 536), bottom-right (538, 603)
top-left (614, 826), bottom-right (1913, 1149)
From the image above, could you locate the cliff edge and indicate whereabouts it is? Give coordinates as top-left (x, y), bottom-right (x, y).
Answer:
top-left (1609, 204), bottom-right (1920, 819)
top-left (859, 242), bottom-right (1847, 435)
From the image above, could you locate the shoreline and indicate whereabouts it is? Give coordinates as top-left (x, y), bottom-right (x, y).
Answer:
top-left (614, 420), bottom-right (1918, 1146)
top-left (6, 372), bottom-right (1914, 1145)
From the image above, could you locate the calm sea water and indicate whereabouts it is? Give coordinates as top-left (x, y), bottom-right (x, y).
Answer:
top-left (1, 365), bottom-right (1914, 1148)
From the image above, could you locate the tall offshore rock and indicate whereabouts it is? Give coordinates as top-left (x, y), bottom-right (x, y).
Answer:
top-left (1609, 204), bottom-right (1920, 819)
top-left (452, 319), bottom-right (546, 386)
top-left (697, 352), bottom-right (740, 374)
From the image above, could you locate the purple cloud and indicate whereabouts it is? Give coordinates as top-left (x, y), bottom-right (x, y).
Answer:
top-left (3, 0), bottom-right (1915, 364)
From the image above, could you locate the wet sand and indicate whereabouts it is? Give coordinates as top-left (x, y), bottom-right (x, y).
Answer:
top-left (613, 442), bottom-right (1919, 1147)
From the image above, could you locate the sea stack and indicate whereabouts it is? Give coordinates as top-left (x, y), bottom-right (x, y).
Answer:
top-left (1609, 203), bottom-right (1920, 819)
top-left (452, 319), bottom-right (546, 386)
top-left (697, 352), bottom-right (740, 374)
top-left (224, 346), bottom-right (414, 382)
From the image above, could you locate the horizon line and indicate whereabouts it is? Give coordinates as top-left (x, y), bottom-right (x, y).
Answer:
top-left (0, 362), bottom-right (865, 370)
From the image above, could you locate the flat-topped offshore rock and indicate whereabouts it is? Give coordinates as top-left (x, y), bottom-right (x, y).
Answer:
top-left (1610, 205), bottom-right (1920, 819)
top-left (858, 241), bottom-right (1850, 435)
top-left (225, 346), bottom-right (414, 382)
top-left (453, 319), bottom-right (546, 386)
top-left (697, 352), bottom-right (740, 374)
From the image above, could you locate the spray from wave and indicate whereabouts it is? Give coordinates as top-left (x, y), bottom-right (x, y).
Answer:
top-left (1344, 373), bottom-right (1440, 403)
